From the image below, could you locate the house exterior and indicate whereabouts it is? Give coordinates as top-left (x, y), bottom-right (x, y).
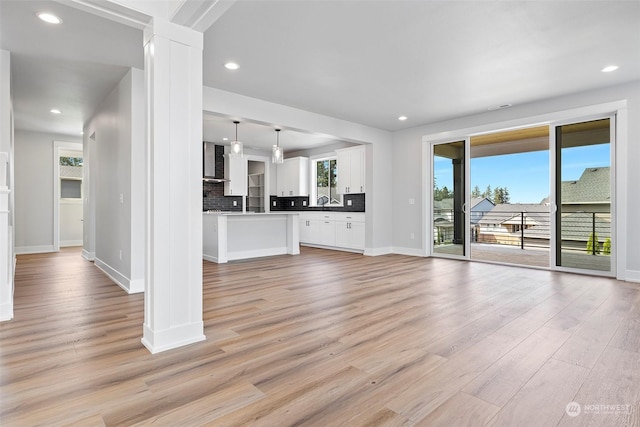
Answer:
top-left (475, 167), bottom-right (611, 250)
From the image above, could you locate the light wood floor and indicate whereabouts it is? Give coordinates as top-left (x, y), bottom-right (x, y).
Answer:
top-left (1, 247), bottom-right (639, 426)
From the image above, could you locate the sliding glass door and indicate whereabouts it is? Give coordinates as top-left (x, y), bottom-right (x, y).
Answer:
top-left (432, 140), bottom-right (468, 258)
top-left (554, 117), bottom-right (614, 274)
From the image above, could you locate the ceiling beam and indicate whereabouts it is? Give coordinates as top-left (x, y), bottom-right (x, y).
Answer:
top-left (168, 0), bottom-right (235, 32)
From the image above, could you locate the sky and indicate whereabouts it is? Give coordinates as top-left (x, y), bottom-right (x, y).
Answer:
top-left (434, 143), bottom-right (610, 204)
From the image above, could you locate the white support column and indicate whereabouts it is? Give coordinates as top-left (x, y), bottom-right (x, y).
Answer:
top-left (141, 19), bottom-right (205, 353)
top-left (0, 185), bottom-right (12, 321)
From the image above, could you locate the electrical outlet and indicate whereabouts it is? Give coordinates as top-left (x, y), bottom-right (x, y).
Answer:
top-left (303, 200), bottom-right (307, 206)
top-left (409, 198), bottom-right (415, 205)
top-left (119, 249), bottom-right (122, 260)
top-left (272, 200), bottom-right (277, 207)
top-left (347, 199), bottom-right (352, 206)
top-left (290, 201), bottom-right (295, 207)
top-left (119, 193), bottom-right (124, 204)
top-left (233, 200), bottom-right (237, 207)
top-left (410, 233), bottom-right (415, 240)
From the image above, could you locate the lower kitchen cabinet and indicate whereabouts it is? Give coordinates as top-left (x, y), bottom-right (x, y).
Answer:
top-left (299, 212), bottom-right (364, 251)
top-left (335, 216), bottom-right (365, 250)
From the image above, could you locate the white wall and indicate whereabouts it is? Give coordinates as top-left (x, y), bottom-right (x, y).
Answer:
top-left (391, 80), bottom-right (640, 280)
top-left (13, 130), bottom-right (81, 253)
top-left (84, 68), bottom-right (145, 293)
top-left (202, 86), bottom-right (394, 253)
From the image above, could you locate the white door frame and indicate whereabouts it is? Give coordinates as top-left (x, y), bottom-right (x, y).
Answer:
top-left (427, 138), bottom-right (471, 260)
top-left (422, 100), bottom-right (628, 281)
top-left (549, 113), bottom-right (617, 277)
top-left (53, 141), bottom-right (83, 251)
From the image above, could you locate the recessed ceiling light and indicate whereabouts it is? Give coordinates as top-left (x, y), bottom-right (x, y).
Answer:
top-left (37, 12), bottom-right (62, 24)
top-left (398, 116), bottom-right (408, 121)
top-left (224, 62), bottom-right (239, 70)
top-left (222, 137), bottom-right (228, 141)
top-left (50, 109), bottom-right (62, 114)
top-left (601, 65), bottom-right (619, 73)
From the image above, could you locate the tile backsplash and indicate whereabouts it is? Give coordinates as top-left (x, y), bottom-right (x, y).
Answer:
top-left (202, 144), bottom-right (243, 212)
top-left (270, 193), bottom-right (365, 212)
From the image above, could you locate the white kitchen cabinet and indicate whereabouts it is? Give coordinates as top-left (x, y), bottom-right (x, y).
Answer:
top-left (334, 213), bottom-right (365, 250)
top-left (299, 212), bottom-right (364, 251)
top-left (336, 146), bottom-right (365, 194)
top-left (277, 157), bottom-right (309, 197)
top-left (224, 155), bottom-right (247, 196)
top-left (299, 212), bottom-right (332, 245)
top-left (299, 217), bottom-right (320, 244)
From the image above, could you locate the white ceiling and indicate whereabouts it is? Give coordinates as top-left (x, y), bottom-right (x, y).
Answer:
top-left (2, 0), bottom-right (639, 149)
top-left (0, 0), bottom-right (143, 136)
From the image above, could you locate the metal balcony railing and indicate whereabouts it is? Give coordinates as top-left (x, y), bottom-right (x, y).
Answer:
top-left (433, 208), bottom-right (611, 255)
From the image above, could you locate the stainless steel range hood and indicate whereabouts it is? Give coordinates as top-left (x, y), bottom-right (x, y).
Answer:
top-left (203, 141), bottom-right (229, 182)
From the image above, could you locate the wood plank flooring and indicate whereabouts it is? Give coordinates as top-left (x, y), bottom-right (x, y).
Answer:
top-left (1, 247), bottom-right (639, 426)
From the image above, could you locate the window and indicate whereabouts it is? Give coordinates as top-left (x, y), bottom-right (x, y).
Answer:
top-left (61, 179), bottom-right (82, 199)
top-left (59, 156), bottom-right (83, 166)
top-left (313, 157), bottom-right (342, 206)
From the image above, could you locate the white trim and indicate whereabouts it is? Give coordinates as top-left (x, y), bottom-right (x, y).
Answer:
top-left (0, 301), bottom-right (13, 321)
top-left (421, 100), bottom-right (628, 280)
top-left (60, 240), bottom-right (83, 247)
top-left (53, 141), bottom-right (82, 253)
top-left (15, 245), bottom-right (56, 255)
top-left (363, 246), bottom-right (393, 256)
top-left (301, 243), bottom-right (364, 254)
top-left (625, 269), bottom-right (640, 283)
top-left (550, 112), bottom-right (618, 278)
top-left (203, 254), bottom-right (226, 264)
top-left (227, 247), bottom-right (289, 261)
top-left (94, 257), bottom-right (143, 294)
top-left (392, 247), bottom-right (425, 257)
top-left (81, 249), bottom-right (95, 261)
top-left (141, 322), bottom-right (206, 354)
top-left (614, 108), bottom-right (628, 281)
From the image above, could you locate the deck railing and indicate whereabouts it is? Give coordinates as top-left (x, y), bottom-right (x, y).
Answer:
top-left (434, 208), bottom-right (611, 255)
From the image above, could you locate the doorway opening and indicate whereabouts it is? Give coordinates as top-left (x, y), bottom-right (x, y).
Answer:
top-left (429, 115), bottom-right (615, 277)
top-left (469, 126), bottom-right (550, 268)
top-left (247, 160), bottom-right (265, 213)
top-left (54, 142), bottom-right (83, 250)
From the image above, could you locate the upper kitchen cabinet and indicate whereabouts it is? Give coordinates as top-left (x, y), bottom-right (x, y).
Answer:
top-left (336, 145), bottom-right (365, 194)
top-left (224, 155), bottom-right (247, 196)
top-left (277, 157), bottom-right (309, 197)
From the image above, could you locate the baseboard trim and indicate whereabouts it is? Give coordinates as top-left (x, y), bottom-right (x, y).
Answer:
top-left (142, 322), bottom-right (206, 354)
top-left (363, 246), bottom-right (393, 256)
top-left (81, 250), bottom-right (95, 261)
top-left (300, 243), bottom-right (364, 254)
top-left (15, 245), bottom-right (56, 255)
top-left (0, 302), bottom-right (13, 321)
top-left (60, 240), bottom-right (83, 247)
top-left (203, 254), bottom-right (226, 264)
top-left (625, 269), bottom-right (640, 283)
top-left (94, 257), bottom-right (142, 294)
top-left (392, 247), bottom-right (426, 257)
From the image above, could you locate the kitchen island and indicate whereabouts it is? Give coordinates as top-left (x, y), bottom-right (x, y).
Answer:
top-left (203, 212), bottom-right (300, 263)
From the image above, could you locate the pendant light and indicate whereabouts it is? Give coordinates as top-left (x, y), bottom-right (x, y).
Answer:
top-left (272, 128), bottom-right (284, 164)
top-left (229, 121), bottom-right (243, 157)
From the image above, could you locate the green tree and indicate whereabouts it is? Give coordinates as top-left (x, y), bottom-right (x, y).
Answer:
top-left (482, 185), bottom-right (492, 201)
top-left (316, 160), bottom-right (328, 187)
top-left (471, 185), bottom-right (481, 198)
top-left (603, 237), bottom-right (611, 255)
top-left (586, 232), bottom-right (601, 255)
top-left (493, 186), bottom-right (511, 204)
